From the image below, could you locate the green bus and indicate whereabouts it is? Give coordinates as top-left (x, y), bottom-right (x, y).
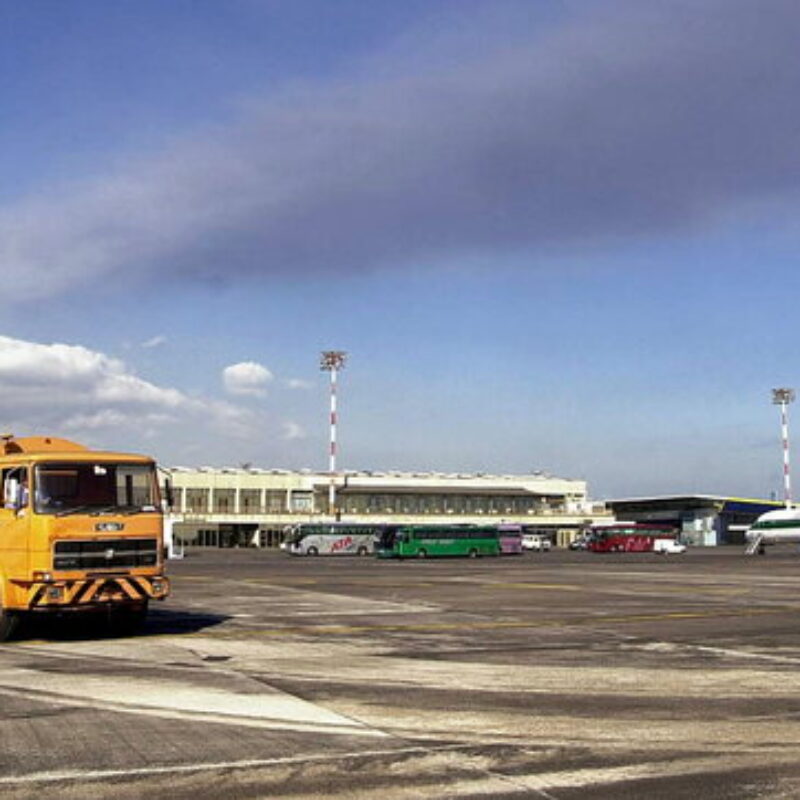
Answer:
top-left (374, 524), bottom-right (500, 559)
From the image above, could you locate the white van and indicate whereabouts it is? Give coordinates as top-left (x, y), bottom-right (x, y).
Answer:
top-left (652, 539), bottom-right (686, 555)
top-left (522, 533), bottom-right (551, 552)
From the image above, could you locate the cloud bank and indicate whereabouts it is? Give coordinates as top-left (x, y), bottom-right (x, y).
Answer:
top-left (3, 0), bottom-right (800, 299)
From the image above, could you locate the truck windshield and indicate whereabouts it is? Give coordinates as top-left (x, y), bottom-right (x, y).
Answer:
top-left (34, 462), bottom-right (159, 516)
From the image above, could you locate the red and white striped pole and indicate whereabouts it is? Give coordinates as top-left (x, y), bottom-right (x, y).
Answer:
top-left (329, 366), bottom-right (338, 509)
top-left (772, 388), bottom-right (795, 508)
top-left (321, 351), bottom-right (347, 518)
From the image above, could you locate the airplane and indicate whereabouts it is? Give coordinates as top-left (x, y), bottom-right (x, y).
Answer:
top-left (744, 507), bottom-right (800, 554)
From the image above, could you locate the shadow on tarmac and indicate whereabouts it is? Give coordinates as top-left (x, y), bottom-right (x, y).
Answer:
top-left (13, 606), bottom-right (230, 642)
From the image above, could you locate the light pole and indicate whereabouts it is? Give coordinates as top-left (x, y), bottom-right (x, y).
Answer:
top-left (320, 350), bottom-right (347, 519)
top-left (772, 388), bottom-right (795, 507)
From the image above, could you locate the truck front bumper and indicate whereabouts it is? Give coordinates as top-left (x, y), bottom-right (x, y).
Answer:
top-left (16, 574), bottom-right (170, 609)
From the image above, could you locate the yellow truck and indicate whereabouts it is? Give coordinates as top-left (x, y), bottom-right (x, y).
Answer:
top-left (0, 435), bottom-right (170, 639)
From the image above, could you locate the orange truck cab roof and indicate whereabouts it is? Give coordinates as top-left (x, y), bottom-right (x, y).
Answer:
top-left (0, 436), bottom-right (153, 464)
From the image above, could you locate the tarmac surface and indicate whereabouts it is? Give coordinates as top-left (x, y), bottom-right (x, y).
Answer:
top-left (2, 546), bottom-right (800, 798)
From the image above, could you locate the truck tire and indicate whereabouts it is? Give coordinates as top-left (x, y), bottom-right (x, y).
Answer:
top-left (468, 548), bottom-right (478, 558)
top-left (307, 546), bottom-right (319, 556)
top-left (357, 546), bottom-right (369, 556)
top-left (417, 549), bottom-right (427, 558)
top-left (0, 606), bottom-right (19, 642)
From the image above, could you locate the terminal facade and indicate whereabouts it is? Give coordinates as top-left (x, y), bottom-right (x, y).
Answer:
top-left (167, 467), bottom-right (608, 549)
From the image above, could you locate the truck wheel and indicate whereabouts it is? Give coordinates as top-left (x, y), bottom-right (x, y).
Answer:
top-left (417, 549), bottom-right (427, 558)
top-left (357, 546), bottom-right (369, 556)
top-left (468, 548), bottom-right (478, 558)
top-left (0, 606), bottom-right (19, 642)
top-left (307, 546), bottom-right (319, 556)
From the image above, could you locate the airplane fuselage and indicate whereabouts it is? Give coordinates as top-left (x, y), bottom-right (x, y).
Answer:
top-left (745, 507), bottom-right (800, 545)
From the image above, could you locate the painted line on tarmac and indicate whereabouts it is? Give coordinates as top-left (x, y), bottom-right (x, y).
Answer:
top-left (645, 641), bottom-right (800, 665)
top-left (192, 605), bottom-right (797, 638)
top-left (481, 582), bottom-right (581, 591)
top-left (0, 669), bottom-right (384, 738)
top-left (0, 746), bottom-right (793, 796)
top-left (19, 606), bottom-right (792, 645)
top-left (0, 743), bottom-right (472, 788)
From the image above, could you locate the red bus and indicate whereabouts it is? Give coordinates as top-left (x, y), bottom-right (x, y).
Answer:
top-left (587, 524), bottom-right (680, 553)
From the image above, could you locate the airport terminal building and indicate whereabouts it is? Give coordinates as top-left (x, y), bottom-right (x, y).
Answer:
top-left (167, 467), bottom-right (609, 549)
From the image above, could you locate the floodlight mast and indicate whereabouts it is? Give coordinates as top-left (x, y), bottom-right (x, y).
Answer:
top-left (320, 351), bottom-right (347, 519)
top-left (772, 388), bottom-right (795, 508)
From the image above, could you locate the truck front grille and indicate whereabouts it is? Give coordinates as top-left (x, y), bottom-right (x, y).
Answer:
top-left (53, 538), bottom-right (158, 570)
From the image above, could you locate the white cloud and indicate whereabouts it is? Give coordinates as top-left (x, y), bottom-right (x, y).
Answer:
top-left (0, 335), bottom-right (259, 447)
top-left (63, 410), bottom-right (176, 431)
top-left (0, 336), bottom-right (181, 407)
top-left (0, 335), bottom-right (328, 467)
top-left (222, 361), bottom-right (273, 397)
top-left (286, 378), bottom-right (313, 390)
top-left (282, 421), bottom-right (306, 440)
top-left (141, 335), bottom-right (167, 349)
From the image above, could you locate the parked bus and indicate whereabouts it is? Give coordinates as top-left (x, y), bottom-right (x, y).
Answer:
top-left (283, 523), bottom-right (386, 556)
top-left (587, 523), bottom-right (682, 553)
top-left (374, 524), bottom-right (500, 559)
top-left (496, 524), bottom-right (523, 555)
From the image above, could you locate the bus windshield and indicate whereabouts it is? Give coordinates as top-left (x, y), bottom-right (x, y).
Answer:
top-left (34, 462), bottom-right (159, 516)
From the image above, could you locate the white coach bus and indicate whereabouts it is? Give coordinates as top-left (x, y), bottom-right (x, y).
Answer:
top-left (283, 523), bottom-right (389, 556)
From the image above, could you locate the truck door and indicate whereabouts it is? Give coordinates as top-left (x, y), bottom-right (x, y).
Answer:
top-left (0, 466), bottom-right (32, 582)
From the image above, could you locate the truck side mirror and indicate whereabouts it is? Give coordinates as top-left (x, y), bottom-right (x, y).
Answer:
top-left (3, 478), bottom-right (18, 509)
top-left (163, 478), bottom-right (174, 510)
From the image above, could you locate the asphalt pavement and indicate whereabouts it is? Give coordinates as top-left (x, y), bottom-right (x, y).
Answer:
top-left (1, 547), bottom-right (800, 799)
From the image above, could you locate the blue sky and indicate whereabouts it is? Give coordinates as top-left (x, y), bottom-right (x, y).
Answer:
top-left (2, 0), bottom-right (800, 499)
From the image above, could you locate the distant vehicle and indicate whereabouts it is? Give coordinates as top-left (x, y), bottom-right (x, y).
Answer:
top-left (652, 538), bottom-right (687, 555)
top-left (587, 524), bottom-right (681, 554)
top-left (744, 507), bottom-right (800, 554)
top-left (521, 533), bottom-right (551, 552)
top-left (568, 535), bottom-right (590, 550)
top-left (497, 524), bottom-right (523, 555)
top-left (374, 524), bottom-right (500, 559)
top-left (284, 523), bottom-right (384, 556)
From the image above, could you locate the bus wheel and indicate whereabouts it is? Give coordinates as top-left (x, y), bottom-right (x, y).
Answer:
top-left (417, 549), bottom-right (427, 558)
top-left (307, 546), bottom-right (319, 556)
top-left (468, 548), bottom-right (478, 558)
top-left (0, 607), bottom-right (19, 642)
top-left (357, 546), bottom-right (368, 556)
